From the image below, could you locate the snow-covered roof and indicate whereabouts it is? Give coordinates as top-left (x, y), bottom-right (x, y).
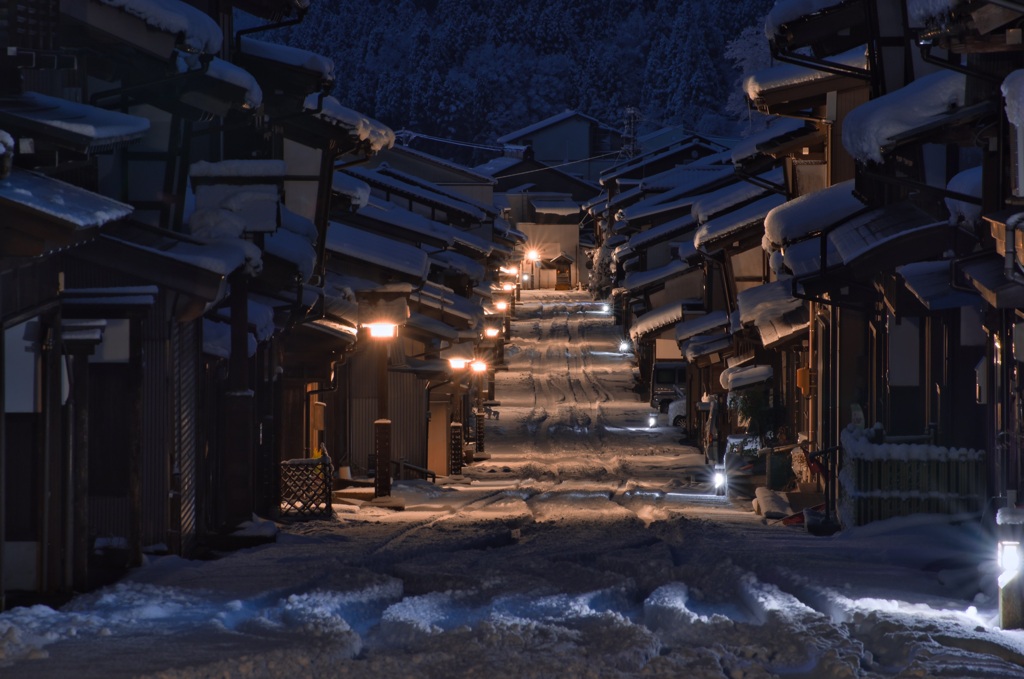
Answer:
top-left (344, 165), bottom-right (488, 221)
top-left (766, 181), bottom-right (861, 248)
top-left (765, 0), bottom-right (844, 39)
top-left (600, 135), bottom-right (727, 185)
top-left (945, 166), bottom-right (983, 226)
top-left (100, 0), bottom-right (222, 54)
top-left (382, 144), bottom-right (497, 184)
top-left (692, 168), bottom-right (784, 224)
top-left (332, 172), bottom-right (372, 209)
top-left (736, 279), bottom-right (808, 347)
top-left (843, 70), bottom-right (966, 163)
top-left (406, 312), bottom-right (459, 341)
top-left (627, 214), bottom-right (697, 250)
top-left (304, 94), bottom-right (395, 154)
top-left (496, 109), bottom-right (617, 144)
top-left (190, 159), bottom-right (285, 178)
top-left (474, 155), bottom-right (521, 177)
top-left (205, 58), bottom-right (262, 109)
top-left (265, 226), bottom-right (316, 282)
top-left (898, 260), bottom-right (981, 311)
top-left (694, 194), bottom-right (787, 251)
top-left (0, 167), bottom-right (133, 227)
top-left (744, 46), bottom-right (867, 100)
top-left (730, 119), bottom-right (808, 165)
top-left (355, 197), bottom-right (455, 247)
top-left (628, 299), bottom-right (686, 342)
top-left (430, 249), bottom-right (486, 282)
top-left (620, 195), bottom-right (695, 223)
top-left (410, 282), bottom-right (482, 323)
top-left (682, 331), bottom-right (733, 362)
top-left (325, 220), bottom-right (429, 279)
top-left (720, 364), bottom-right (773, 390)
top-left (202, 318), bottom-right (256, 358)
top-left (239, 36), bottom-right (335, 81)
top-left (674, 310), bottom-right (731, 344)
top-left (623, 258), bottom-right (701, 295)
top-left (0, 91), bottom-right (150, 153)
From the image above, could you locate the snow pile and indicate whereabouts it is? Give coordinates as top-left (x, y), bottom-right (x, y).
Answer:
top-left (843, 70), bottom-right (966, 163)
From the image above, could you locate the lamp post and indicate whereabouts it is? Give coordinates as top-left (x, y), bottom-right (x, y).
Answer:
top-left (470, 358), bottom-right (488, 458)
top-left (526, 249), bottom-right (540, 290)
top-left (365, 322), bottom-right (398, 498)
top-left (447, 357), bottom-right (470, 475)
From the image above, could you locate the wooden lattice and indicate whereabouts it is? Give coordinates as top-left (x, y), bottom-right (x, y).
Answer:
top-left (280, 455), bottom-right (333, 517)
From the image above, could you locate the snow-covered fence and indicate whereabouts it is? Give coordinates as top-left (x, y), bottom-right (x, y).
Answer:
top-left (280, 453), bottom-right (333, 517)
top-left (838, 427), bottom-right (985, 527)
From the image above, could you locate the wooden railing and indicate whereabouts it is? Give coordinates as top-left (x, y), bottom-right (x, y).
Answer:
top-left (280, 454), bottom-right (333, 517)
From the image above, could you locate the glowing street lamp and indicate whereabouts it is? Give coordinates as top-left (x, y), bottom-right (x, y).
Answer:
top-left (526, 249), bottom-right (540, 290)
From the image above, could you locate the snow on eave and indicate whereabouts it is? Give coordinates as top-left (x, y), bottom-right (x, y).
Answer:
top-left (100, 0), bottom-right (222, 54)
top-left (357, 197), bottom-right (454, 247)
top-left (304, 94), bottom-right (395, 154)
top-left (675, 310), bottom-right (730, 344)
top-left (325, 220), bottom-right (429, 279)
top-left (205, 58), bottom-right (262, 109)
top-left (626, 213), bottom-right (696, 250)
top-left (744, 45), bottom-right (867, 99)
top-left (763, 180), bottom-right (863, 247)
top-left (736, 278), bottom-right (804, 327)
top-left (3, 92), bottom-right (150, 152)
top-left (239, 36), bottom-right (334, 81)
top-left (730, 119), bottom-right (807, 165)
top-left (385, 145), bottom-right (498, 185)
top-left (945, 165), bottom-right (983, 226)
top-left (429, 250), bottom-right (486, 283)
top-left (1, 167), bottom-right (133, 227)
top-left (692, 168), bottom-right (784, 224)
top-left (190, 159), bottom-right (286, 178)
top-left (694, 194), bottom-right (787, 251)
top-left (622, 257), bottom-right (701, 294)
top-left (843, 70), bottom-right (966, 164)
top-left (720, 364), bottom-right (773, 390)
top-left (601, 136), bottom-right (728, 184)
top-left (345, 165), bottom-right (488, 221)
top-left (332, 172), bottom-right (371, 209)
top-left (474, 155), bottom-right (522, 177)
top-left (629, 299), bottom-right (686, 342)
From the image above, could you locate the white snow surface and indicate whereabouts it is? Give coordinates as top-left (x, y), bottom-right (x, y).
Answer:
top-left (100, 0), bottom-right (222, 54)
top-left (2, 291), bottom-right (1023, 679)
top-left (843, 70), bottom-right (966, 163)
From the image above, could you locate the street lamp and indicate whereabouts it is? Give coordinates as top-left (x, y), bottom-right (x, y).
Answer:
top-left (526, 249), bottom-right (540, 290)
top-left (357, 288), bottom-right (409, 499)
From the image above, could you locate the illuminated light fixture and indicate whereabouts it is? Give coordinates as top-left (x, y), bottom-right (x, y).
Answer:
top-left (495, 301), bottom-right (508, 311)
top-left (526, 249), bottom-right (540, 262)
top-left (484, 327), bottom-right (501, 339)
top-left (500, 265), bottom-right (519, 275)
top-left (365, 322), bottom-right (398, 338)
top-left (601, 304), bottom-right (610, 313)
top-left (470, 359), bottom-right (487, 373)
top-left (714, 464), bottom-right (726, 496)
top-left (448, 357), bottom-right (469, 370)
top-left (502, 283), bottom-right (514, 292)
top-left (618, 340), bottom-right (630, 353)
top-left (1000, 541), bottom-right (1022, 589)
top-left (522, 274), bottom-right (530, 281)
top-left (648, 412), bottom-right (658, 428)
top-left (507, 266), bottom-right (518, 275)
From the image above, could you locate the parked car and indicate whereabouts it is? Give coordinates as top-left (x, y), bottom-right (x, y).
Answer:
top-left (722, 434), bottom-right (765, 499)
top-left (650, 360), bottom-right (687, 413)
top-left (667, 395), bottom-right (689, 437)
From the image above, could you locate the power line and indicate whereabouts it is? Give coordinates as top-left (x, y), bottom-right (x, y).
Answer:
top-left (396, 129), bottom-right (504, 152)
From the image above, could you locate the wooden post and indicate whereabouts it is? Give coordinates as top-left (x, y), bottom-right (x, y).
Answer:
top-left (374, 420), bottom-right (391, 497)
top-left (449, 423), bottom-right (463, 476)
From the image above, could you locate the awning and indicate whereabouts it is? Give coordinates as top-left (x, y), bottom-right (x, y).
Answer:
top-left (682, 332), bottom-right (732, 363)
top-left (406, 312), bottom-right (460, 342)
top-left (629, 299), bottom-right (686, 343)
top-left (736, 279), bottom-right (808, 348)
top-left (675, 310), bottom-right (731, 344)
top-left (898, 260), bottom-right (981, 311)
top-left (721, 364), bottom-right (773, 390)
top-left (744, 46), bottom-right (867, 116)
top-left (0, 91), bottom-right (150, 153)
top-left (694, 193), bottom-right (787, 251)
top-left (0, 167), bottom-right (133, 256)
top-left (958, 255), bottom-right (1024, 308)
top-left (623, 258), bottom-right (701, 294)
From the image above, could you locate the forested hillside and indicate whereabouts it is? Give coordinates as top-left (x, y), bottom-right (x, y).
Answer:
top-left (265, 0), bottom-right (773, 161)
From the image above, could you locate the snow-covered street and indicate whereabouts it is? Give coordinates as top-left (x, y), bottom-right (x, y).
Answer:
top-left (2, 291), bottom-right (1024, 678)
